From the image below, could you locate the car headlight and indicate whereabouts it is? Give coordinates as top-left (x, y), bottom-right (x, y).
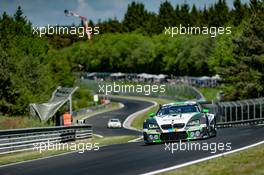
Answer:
top-left (148, 123), bottom-right (159, 129)
top-left (187, 119), bottom-right (200, 126)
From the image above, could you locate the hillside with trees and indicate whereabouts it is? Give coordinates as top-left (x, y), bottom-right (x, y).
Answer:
top-left (0, 0), bottom-right (263, 116)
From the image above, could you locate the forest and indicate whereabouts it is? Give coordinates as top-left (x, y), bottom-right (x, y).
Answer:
top-left (0, 0), bottom-right (263, 116)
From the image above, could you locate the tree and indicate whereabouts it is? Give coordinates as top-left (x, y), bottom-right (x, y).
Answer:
top-left (98, 18), bottom-right (122, 34)
top-left (158, 1), bottom-right (175, 32)
top-left (0, 7), bottom-right (71, 115)
top-left (222, 1), bottom-right (264, 100)
top-left (122, 2), bottom-right (148, 32)
top-left (0, 46), bottom-right (16, 114)
top-left (180, 3), bottom-right (190, 26)
top-left (201, 6), bottom-right (209, 26)
top-left (13, 6), bottom-right (31, 36)
top-left (144, 12), bottom-right (159, 35)
top-left (174, 5), bottom-right (181, 26)
top-left (209, 0), bottom-right (230, 27)
top-left (233, 0), bottom-right (246, 26)
top-left (190, 4), bottom-right (200, 26)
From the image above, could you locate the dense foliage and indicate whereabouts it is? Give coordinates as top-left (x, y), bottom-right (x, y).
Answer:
top-left (45, 0), bottom-right (252, 48)
top-left (220, 1), bottom-right (264, 100)
top-left (0, 7), bottom-right (75, 115)
top-left (0, 0), bottom-right (263, 116)
top-left (68, 34), bottom-right (214, 76)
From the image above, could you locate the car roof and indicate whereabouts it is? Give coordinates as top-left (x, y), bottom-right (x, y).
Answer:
top-left (109, 118), bottom-right (120, 121)
top-left (162, 101), bottom-right (197, 107)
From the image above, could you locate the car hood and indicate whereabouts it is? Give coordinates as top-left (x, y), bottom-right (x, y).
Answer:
top-left (154, 112), bottom-right (201, 125)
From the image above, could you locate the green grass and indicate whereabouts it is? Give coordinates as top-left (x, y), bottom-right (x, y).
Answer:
top-left (162, 144), bottom-right (264, 175)
top-left (131, 105), bottom-right (159, 130)
top-left (197, 87), bottom-right (222, 101)
top-left (0, 135), bottom-right (136, 165)
top-left (0, 116), bottom-right (52, 130)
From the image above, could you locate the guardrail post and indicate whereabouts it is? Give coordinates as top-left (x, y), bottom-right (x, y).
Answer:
top-left (251, 100), bottom-right (256, 120)
top-left (224, 104), bottom-right (227, 122)
top-left (69, 94), bottom-right (72, 115)
top-left (239, 101), bottom-right (244, 121)
top-left (246, 101), bottom-right (250, 121)
top-left (256, 98), bottom-right (263, 119)
top-left (261, 99), bottom-right (263, 119)
top-left (229, 103), bottom-right (232, 122)
top-left (233, 102), bottom-right (238, 122)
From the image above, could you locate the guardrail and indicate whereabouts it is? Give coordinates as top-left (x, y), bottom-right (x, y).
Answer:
top-left (201, 98), bottom-right (264, 128)
top-left (0, 125), bottom-right (92, 155)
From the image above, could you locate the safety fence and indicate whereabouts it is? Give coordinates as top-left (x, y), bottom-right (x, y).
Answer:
top-left (202, 98), bottom-right (264, 127)
top-left (81, 80), bottom-right (264, 127)
top-left (82, 72), bottom-right (221, 87)
top-left (80, 79), bottom-right (205, 101)
top-left (0, 125), bottom-right (92, 155)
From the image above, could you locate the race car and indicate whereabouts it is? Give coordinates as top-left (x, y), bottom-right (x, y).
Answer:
top-left (143, 101), bottom-right (216, 144)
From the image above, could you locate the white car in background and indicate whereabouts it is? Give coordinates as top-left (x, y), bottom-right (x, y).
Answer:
top-left (107, 118), bottom-right (122, 128)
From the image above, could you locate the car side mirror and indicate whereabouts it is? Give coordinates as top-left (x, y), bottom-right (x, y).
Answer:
top-left (149, 113), bottom-right (155, 117)
top-left (202, 108), bottom-right (209, 113)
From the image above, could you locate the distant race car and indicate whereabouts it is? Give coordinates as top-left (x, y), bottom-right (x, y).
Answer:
top-left (143, 101), bottom-right (216, 144)
top-left (107, 118), bottom-right (122, 128)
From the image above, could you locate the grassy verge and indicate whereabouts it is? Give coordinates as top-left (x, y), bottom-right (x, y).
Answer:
top-left (162, 144), bottom-right (264, 175)
top-left (196, 87), bottom-right (222, 101)
top-left (0, 116), bottom-right (52, 130)
top-left (130, 97), bottom-right (174, 130)
top-left (0, 135), bottom-right (136, 166)
top-left (73, 102), bottom-right (121, 122)
top-left (131, 105), bottom-right (159, 130)
top-left (112, 95), bottom-right (174, 130)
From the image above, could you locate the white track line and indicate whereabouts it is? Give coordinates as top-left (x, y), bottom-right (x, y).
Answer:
top-left (128, 136), bottom-right (143, 143)
top-left (93, 134), bottom-right (104, 138)
top-left (142, 140), bottom-right (264, 175)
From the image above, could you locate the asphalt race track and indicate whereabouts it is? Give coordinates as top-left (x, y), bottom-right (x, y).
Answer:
top-left (84, 97), bottom-right (153, 136)
top-left (1, 98), bottom-right (264, 175)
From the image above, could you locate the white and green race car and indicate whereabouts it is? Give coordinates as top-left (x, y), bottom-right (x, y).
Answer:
top-left (143, 101), bottom-right (216, 144)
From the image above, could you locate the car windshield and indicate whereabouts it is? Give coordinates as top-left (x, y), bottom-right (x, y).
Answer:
top-left (157, 105), bottom-right (199, 116)
top-left (110, 119), bottom-right (120, 122)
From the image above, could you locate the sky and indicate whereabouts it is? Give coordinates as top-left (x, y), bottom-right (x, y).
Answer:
top-left (0, 0), bottom-right (250, 26)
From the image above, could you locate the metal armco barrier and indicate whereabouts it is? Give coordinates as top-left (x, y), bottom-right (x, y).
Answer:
top-left (201, 98), bottom-right (264, 128)
top-left (0, 125), bottom-right (92, 155)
